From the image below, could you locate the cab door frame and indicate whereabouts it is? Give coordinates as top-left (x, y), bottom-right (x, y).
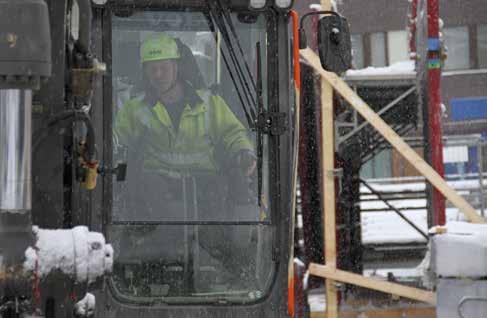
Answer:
top-left (90, 3), bottom-right (295, 316)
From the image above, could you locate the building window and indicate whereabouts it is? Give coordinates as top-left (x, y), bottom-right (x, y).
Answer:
top-left (370, 32), bottom-right (387, 67)
top-left (443, 26), bottom-right (470, 70)
top-left (351, 34), bottom-right (364, 69)
top-left (477, 24), bottom-right (487, 68)
top-left (387, 30), bottom-right (409, 64)
top-left (360, 149), bottom-right (392, 179)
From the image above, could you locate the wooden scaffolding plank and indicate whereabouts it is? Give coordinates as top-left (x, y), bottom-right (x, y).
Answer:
top-left (319, 1), bottom-right (339, 318)
top-left (322, 78), bottom-right (338, 318)
top-left (310, 306), bottom-right (436, 318)
top-left (309, 264), bottom-right (437, 305)
top-left (300, 47), bottom-right (486, 224)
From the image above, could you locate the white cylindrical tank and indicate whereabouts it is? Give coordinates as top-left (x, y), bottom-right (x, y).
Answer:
top-left (0, 89), bottom-right (32, 212)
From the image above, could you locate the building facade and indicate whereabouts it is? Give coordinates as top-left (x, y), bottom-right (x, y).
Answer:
top-left (297, 0), bottom-right (487, 179)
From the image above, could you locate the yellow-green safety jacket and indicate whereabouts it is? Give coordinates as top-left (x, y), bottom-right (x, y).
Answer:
top-left (115, 90), bottom-right (253, 177)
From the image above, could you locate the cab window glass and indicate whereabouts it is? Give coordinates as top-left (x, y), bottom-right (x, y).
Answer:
top-left (109, 10), bottom-right (274, 303)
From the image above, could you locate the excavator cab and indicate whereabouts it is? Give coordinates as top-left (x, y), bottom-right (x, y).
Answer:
top-left (96, 1), bottom-right (295, 316)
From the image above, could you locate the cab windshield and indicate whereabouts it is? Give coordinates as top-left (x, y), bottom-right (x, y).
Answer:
top-left (109, 8), bottom-right (274, 303)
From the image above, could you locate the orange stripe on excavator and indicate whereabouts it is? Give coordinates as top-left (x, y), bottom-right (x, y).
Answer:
top-left (288, 9), bottom-right (301, 318)
top-left (291, 10), bottom-right (301, 91)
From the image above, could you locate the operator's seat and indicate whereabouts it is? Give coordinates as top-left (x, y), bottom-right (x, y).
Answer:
top-left (174, 38), bottom-right (208, 90)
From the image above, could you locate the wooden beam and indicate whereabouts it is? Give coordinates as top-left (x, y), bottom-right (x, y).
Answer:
top-left (310, 306), bottom-right (436, 318)
top-left (309, 263), bottom-right (437, 305)
top-left (319, 1), bottom-right (339, 318)
top-left (322, 76), bottom-right (339, 318)
top-left (300, 47), bottom-right (486, 224)
top-left (287, 11), bottom-right (302, 316)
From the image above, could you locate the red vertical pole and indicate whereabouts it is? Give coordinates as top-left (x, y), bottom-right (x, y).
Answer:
top-left (427, 0), bottom-right (446, 225)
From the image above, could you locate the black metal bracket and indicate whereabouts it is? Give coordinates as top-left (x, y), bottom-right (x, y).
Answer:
top-left (98, 163), bottom-right (127, 182)
top-left (256, 112), bottom-right (288, 136)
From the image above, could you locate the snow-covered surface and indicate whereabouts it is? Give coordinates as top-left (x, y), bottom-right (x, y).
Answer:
top-left (361, 198), bottom-right (426, 210)
top-left (346, 60), bottom-right (415, 77)
top-left (360, 179), bottom-right (485, 244)
top-left (361, 178), bottom-right (486, 193)
top-left (363, 267), bottom-right (422, 278)
top-left (308, 291), bottom-right (327, 312)
top-left (24, 226), bottom-right (113, 283)
top-left (431, 221), bottom-right (487, 277)
top-left (361, 208), bottom-right (467, 244)
top-left (309, 4), bottom-right (322, 10)
top-left (74, 293), bottom-right (96, 317)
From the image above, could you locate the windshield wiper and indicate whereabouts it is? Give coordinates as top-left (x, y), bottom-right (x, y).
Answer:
top-left (205, 0), bottom-right (266, 206)
top-left (256, 41), bottom-right (264, 206)
top-left (216, 0), bottom-right (258, 94)
top-left (205, 0), bottom-right (258, 128)
top-left (203, 12), bottom-right (255, 128)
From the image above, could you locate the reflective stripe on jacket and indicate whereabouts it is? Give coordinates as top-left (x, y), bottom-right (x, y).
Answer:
top-left (114, 90), bottom-right (253, 176)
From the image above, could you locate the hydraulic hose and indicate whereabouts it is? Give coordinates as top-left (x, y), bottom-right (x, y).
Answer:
top-left (33, 110), bottom-right (96, 162)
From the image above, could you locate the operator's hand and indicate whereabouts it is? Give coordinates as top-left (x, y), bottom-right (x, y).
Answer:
top-left (237, 150), bottom-right (257, 177)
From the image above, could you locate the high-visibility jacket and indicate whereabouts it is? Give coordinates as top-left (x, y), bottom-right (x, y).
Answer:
top-left (115, 90), bottom-right (253, 177)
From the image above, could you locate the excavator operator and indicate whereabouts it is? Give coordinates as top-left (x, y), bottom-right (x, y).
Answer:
top-left (115, 33), bottom-right (257, 218)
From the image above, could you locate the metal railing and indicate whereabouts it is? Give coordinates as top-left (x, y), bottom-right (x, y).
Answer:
top-left (458, 296), bottom-right (487, 318)
top-left (361, 135), bottom-right (486, 218)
